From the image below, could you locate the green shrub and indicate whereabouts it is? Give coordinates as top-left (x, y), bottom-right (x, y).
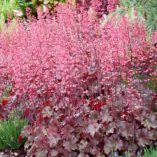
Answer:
top-left (112, 0), bottom-right (157, 36)
top-left (31, 0), bottom-right (65, 13)
top-left (0, 0), bottom-right (65, 31)
top-left (145, 77), bottom-right (157, 93)
top-left (144, 147), bottom-right (157, 157)
top-left (0, 110), bottom-right (28, 149)
top-left (0, 0), bottom-right (33, 31)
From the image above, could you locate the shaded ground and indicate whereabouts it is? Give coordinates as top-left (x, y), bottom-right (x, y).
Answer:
top-left (0, 149), bottom-right (26, 157)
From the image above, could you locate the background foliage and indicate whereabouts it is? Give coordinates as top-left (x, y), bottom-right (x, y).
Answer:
top-left (114, 0), bottom-right (157, 35)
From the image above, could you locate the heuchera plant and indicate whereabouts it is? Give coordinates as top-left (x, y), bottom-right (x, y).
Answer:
top-left (0, 3), bottom-right (157, 157)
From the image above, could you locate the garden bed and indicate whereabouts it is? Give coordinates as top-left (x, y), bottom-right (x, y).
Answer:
top-left (0, 0), bottom-right (157, 157)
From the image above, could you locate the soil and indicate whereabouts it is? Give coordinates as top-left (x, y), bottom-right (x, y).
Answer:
top-left (0, 149), bottom-right (26, 157)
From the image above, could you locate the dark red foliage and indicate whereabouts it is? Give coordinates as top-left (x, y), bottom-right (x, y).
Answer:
top-left (24, 108), bottom-right (31, 118)
top-left (89, 99), bottom-right (106, 111)
top-left (36, 115), bottom-right (44, 125)
top-left (2, 98), bottom-right (8, 106)
top-left (18, 135), bottom-right (23, 144)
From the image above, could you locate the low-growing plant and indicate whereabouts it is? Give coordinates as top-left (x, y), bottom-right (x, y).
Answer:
top-left (144, 147), bottom-right (157, 157)
top-left (145, 78), bottom-right (157, 93)
top-left (0, 110), bottom-right (28, 149)
top-left (0, 0), bottom-right (30, 32)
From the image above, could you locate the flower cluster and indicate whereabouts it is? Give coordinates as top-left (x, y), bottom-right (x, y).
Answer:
top-left (107, 0), bottom-right (119, 12)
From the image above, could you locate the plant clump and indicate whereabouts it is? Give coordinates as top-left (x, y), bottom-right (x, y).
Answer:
top-left (0, 1), bottom-right (156, 157)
